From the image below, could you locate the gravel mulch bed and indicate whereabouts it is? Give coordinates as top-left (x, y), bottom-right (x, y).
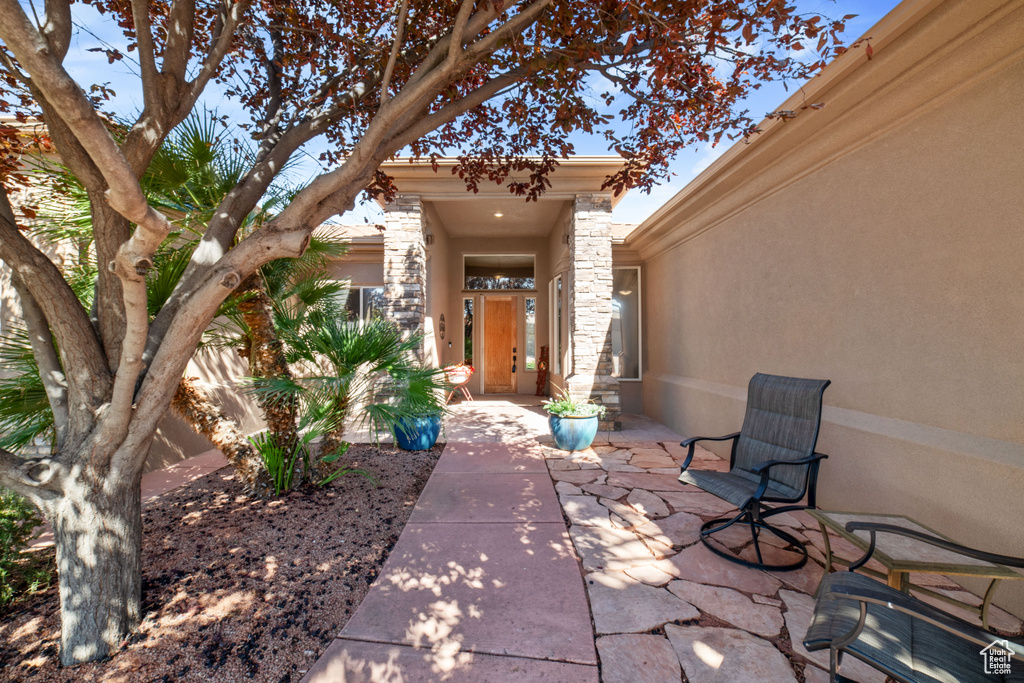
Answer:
top-left (0, 443), bottom-right (443, 683)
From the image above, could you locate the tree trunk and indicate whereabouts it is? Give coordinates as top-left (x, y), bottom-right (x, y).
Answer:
top-left (171, 376), bottom-right (273, 497)
top-left (51, 470), bottom-right (142, 665)
top-left (235, 274), bottom-right (299, 456)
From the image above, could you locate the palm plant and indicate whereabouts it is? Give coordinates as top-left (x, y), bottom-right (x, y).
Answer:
top-left (252, 316), bottom-right (448, 462)
top-left (0, 326), bottom-right (53, 453)
top-left (1, 112), bottom-right (345, 496)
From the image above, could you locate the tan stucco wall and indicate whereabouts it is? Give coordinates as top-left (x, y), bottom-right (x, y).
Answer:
top-left (634, 0), bottom-right (1024, 616)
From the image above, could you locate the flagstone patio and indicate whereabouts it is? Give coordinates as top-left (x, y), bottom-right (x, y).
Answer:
top-left (305, 398), bottom-right (1023, 682)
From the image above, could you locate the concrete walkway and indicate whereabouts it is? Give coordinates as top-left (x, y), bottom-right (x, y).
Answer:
top-left (304, 398), bottom-right (599, 681)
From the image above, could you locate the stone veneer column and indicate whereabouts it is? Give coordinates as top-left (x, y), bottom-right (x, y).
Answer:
top-left (382, 194), bottom-right (426, 357)
top-left (566, 193), bottom-right (620, 430)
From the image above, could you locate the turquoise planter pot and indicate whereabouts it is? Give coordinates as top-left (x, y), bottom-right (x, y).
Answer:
top-left (548, 413), bottom-right (599, 452)
top-left (395, 414), bottom-right (442, 451)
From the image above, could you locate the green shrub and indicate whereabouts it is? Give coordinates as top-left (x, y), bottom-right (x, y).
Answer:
top-left (0, 489), bottom-right (52, 608)
top-left (542, 391), bottom-right (607, 418)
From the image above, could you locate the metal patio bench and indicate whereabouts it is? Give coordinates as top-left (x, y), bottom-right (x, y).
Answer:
top-left (805, 521), bottom-right (1024, 682)
top-left (678, 372), bottom-right (831, 570)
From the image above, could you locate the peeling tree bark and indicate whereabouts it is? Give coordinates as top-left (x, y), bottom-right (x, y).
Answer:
top-left (171, 377), bottom-right (272, 497)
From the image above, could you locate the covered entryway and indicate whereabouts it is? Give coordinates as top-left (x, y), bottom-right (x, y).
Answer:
top-left (484, 296), bottom-right (517, 393)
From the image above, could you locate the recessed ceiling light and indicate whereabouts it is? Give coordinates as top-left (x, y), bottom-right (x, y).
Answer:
top-left (493, 212), bottom-right (504, 218)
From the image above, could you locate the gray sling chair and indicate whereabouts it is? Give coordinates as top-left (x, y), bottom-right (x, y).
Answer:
top-left (677, 373), bottom-right (831, 570)
top-left (805, 522), bottom-right (1024, 683)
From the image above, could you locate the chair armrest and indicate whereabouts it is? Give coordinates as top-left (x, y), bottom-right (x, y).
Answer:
top-left (679, 432), bottom-right (740, 470)
top-left (822, 575), bottom-right (1024, 659)
top-left (751, 452), bottom-right (828, 475)
top-left (845, 522), bottom-right (1024, 570)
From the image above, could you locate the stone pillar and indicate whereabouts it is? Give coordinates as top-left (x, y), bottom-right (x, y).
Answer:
top-left (383, 194), bottom-right (426, 356)
top-left (566, 193), bottom-right (620, 430)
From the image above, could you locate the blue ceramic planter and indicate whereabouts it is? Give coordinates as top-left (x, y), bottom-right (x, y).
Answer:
top-left (548, 413), bottom-right (599, 452)
top-left (395, 414), bottom-right (442, 451)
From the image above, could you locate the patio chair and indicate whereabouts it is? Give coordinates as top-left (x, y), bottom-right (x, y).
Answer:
top-left (805, 521), bottom-right (1024, 683)
top-left (678, 372), bottom-right (831, 570)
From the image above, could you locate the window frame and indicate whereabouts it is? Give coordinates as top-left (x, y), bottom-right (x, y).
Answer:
top-left (611, 266), bottom-right (642, 381)
top-left (549, 275), bottom-right (562, 375)
top-left (462, 253), bottom-right (537, 291)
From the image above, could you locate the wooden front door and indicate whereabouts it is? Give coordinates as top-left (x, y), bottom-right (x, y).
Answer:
top-left (484, 297), bottom-right (517, 393)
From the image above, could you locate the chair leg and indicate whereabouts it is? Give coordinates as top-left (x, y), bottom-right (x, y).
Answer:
top-left (699, 504), bottom-right (809, 571)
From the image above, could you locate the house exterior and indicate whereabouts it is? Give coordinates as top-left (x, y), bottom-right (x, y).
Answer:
top-left (1, 0), bottom-right (1021, 617)
top-left (324, 0), bottom-right (1024, 616)
top-left (323, 158), bottom-right (638, 430)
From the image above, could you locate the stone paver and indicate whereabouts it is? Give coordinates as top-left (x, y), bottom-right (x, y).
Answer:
top-left (665, 625), bottom-right (797, 683)
top-left (667, 579), bottom-right (784, 637)
top-left (626, 489), bottom-right (670, 519)
top-left (569, 525), bottom-right (659, 571)
top-left (605, 471), bottom-right (691, 492)
top-left (561, 495), bottom-right (613, 528)
top-left (635, 511), bottom-right (703, 548)
top-left (556, 481), bottom-right (584, 495)
top-left (665, 544), bottom-right (783, 595)
top-left (596, 634), bottom-right (682, 683)
top-left (581, 483), bottom-right (629, 499)
top-left (586, 571), bottom-right (699, 634)
top-left (550, 469), bottom-right (606, 486)
top-left (655, 490), bottom-right (737, 517)
top-left (598, 498), bottom-right (649, 529)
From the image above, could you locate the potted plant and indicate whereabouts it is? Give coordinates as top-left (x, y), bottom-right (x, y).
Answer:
top-left (394, 411), bottom-right (444, 451)
top-left (388, 368), bottom-right (449, 451)
top-left (543, 392), bottom-right (607, 452)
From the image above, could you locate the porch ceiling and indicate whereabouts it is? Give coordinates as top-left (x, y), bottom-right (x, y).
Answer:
top-left (380, 155), bottom-right (627, 238)
top-left (429, 198), bottom-right (565, 237)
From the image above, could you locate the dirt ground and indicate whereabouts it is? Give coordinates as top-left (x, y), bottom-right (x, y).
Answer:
top-left (0, 443), bottom-right (442, 683)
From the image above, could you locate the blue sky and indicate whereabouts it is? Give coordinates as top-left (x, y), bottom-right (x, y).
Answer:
top-left (56, 0), bottom-right (900, 226)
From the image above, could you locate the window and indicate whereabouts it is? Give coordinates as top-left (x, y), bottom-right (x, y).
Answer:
top-left (464, 255), bottom-right (535, 290)
top-left (525, 297), bottom-right (536, 370)
top-left (550, 276), bottom-right (562, 374)
top-left (463, 297), bottom-right (474, 365)
top-left (344, 286), bottom-right (385, 322)
top-left (611, 267), bottom-right (641, 379)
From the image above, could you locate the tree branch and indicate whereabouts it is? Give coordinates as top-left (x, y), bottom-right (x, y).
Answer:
top-left (130, 0), bottom-right (161, 113)
top-left (178, 0), bottom-right (250, 120)
top-left (0, 189), bottom-right (111, 427)
top-left (40, 0), bottom-right (72, 61)
top-left (0, 0), bottom-right (174, 236)
top-left (464, 0), bottom-right (554, 61)
top-left (0, 447), bottom-right (63, 503)
top-left (9, 272), bottom-right (69, 448)
top-left (388, 71), bottom-right (523, 152)
top-left (448, 0), bottom-right (476, 62)
top-left (379, 0), bottom-right (409, 105)
top-left (161, 0), bottom-right (196, 85)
